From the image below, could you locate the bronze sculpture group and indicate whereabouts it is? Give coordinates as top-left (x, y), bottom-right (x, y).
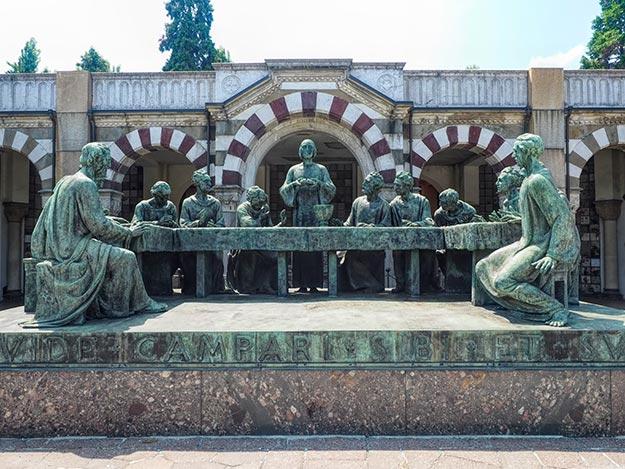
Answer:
top-left (24, 134), bottom-right (580, 328)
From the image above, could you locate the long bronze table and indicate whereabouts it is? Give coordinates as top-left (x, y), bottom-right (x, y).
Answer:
top-left (132, 226), bottom-right (445, 298)
top-left (23, 223), bottom-right (521, 310)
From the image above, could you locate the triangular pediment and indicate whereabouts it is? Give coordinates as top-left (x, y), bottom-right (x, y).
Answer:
top-left (207, 59), bottom-right (410, 121)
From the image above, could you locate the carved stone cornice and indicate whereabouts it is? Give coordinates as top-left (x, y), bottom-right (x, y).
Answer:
top-left (410, 111), bottom-right (526, 127)
top-left (569, 111), bottom-right (625, 127)
top-left (0, 115), bottom-right (54, 129)
top-left (93, 113), bottom-right (206, 129)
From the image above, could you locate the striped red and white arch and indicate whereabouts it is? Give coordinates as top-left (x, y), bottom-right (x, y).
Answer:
top-left (220, 91), bottom-right (397, 186)
top-left (410, 125), bottom-right (515, 181)
top-left (105, 127), bottom-right (208, 190)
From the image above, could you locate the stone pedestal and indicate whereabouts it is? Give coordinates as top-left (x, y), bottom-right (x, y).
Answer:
top-left (595, 199), bottom-right (622, 293)
top-left (2, 202), bottom-right (29, 293)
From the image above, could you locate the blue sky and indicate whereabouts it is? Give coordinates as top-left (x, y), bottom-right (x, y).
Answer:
top-left (0, 0), bottom-right (602, 72)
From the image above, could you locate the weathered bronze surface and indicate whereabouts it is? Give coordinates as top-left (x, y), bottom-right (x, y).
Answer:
top-left (21, 143), bottom-right (166, 328)
top-left (2, 298), bottom-right (625, 368)
top-left (476, 134), bottom-right (581, 327)
top-left (280, 139), bottom-right (336, 290)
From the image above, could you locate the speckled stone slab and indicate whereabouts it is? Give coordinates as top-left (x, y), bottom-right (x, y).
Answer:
top-left (0, 370), bottom-right (201, 437)
top-left (405, 369), bottom-right (611, 436)
top-left (201, 369), bottom-right (406, 435)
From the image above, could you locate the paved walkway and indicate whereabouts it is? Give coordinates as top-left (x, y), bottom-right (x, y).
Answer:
top-left (1, 436), bottom-right (625, 468)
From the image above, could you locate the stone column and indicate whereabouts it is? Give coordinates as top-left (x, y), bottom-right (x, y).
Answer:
top-left (528, 68), bottom-right (566, 191)
top-left (595, 199), bottom-right (622, 293)
top-left (98, 189), bottom-right (124, 217)
top-left (2, 202), bottom-right (29, 293)
top-left (213, 185), bottom-right (244, 227)
top-left (56, 71), bottom-right (91, 180)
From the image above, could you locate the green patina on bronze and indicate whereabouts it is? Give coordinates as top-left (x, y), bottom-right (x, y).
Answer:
top-left (21, 143), bottom-right (167, 328)
top-left (1, 327), bottom-right (625, 368)
top-left (489, 166), bottom-right (524, 222)
top-left (476, 134), bottom-right (581, 328)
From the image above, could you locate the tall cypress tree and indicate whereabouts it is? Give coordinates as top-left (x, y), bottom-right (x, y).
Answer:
top-left (159, 0), bottom-right (230, 71)
top-left (581, 0), bottom-right (625, 69)
top-left (6, 38), bottom-right (41, 73)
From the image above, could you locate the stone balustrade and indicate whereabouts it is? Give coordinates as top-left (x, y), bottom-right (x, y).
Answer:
top-left (6, 70), bottom-right (625, 112)
top-left (0, 74), bottom-right (56, 111)
top-left (404, 70), bottom-right (528, 108)
top-left (91, 72), bottom-right (216, 110)
top-left (565, 70), bottom-right (625, 107)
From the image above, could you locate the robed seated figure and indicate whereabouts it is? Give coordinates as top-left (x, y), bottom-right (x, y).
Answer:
top-left (179, 169), bottom-right (225, 294)
top-left (227, 186), bottom-right (286, 294)
top-left (21, 143), bottom-right (167, 328)
top-left (476, 133), bottom-right (580, 327)
top-left (433, 188), bottom-right (483, 292)
top-left (279, 139), bottom-right (336, 293)
top-left (131, 180), bottom-right (179, 295)
top-left (433, 189), bottom-right (483, 226)
top-left (390, 171), bottom-right (439, 293)
top-left (489, 166), bottom-right (524, 222)
top-left (339, 171), bottom-right (392, 293)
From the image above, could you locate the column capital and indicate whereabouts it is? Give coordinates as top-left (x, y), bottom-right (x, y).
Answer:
top-left (595, 199), bottom-right (623, 221)
top-left (2, 202), bottom-right (30, 222)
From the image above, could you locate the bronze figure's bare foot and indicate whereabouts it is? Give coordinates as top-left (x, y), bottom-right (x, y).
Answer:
top-left (545, 309), bottom-right (569, 327)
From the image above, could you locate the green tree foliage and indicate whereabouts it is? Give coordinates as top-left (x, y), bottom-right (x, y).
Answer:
top-left (77, 47), bottom-right (118, 72)
top-left (6, 38), bottom-right (41, 73)
top-left (159, 0), bottom-right (231, 71)
top-left (581, 0), bottom-right (625, 69)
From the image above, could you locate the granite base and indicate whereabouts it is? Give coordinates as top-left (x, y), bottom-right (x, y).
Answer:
top-left (0, 295), bottom-right (624, 437)
top-left (0, 368), bottom-right (622, 437)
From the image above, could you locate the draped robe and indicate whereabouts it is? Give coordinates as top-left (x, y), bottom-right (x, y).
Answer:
top-left (179, 194), bottom-right (225, 294)
top-left (339, 195), bottom-right (391, 292)
top-left (390, 193), bottom-right (437, 292)
top-left (227, 201), bottom-right (278, 294)
top-left (22, 172), bottom-right (151, 327)
top-left (476, 167), bottom-right (580, 318)
top-left (279, 162), bottom-right (336, 288)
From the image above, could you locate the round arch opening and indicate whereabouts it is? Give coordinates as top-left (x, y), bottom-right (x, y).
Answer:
top-left (119, 149), bottom-right (195, 222)
top-left (240, 118), bottom-right (378, 224)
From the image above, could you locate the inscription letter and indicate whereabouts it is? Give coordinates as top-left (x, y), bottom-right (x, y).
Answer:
top-left (413, 334), bottom-right (432, 361)
top-left (135, 336), bottom-right (158, 361)
top-left (43, 336), bottom-right (69, 363)
top-left (259, 335), bottom-right (282, 362)
top-left (198, 335), bottom-right (225, 362)
top-left (164, 335), bottom-right (192, 363)
top-left (235, 335), bottom-right (254, 362)
top-left (78, 336), bottom-right (97, 363)
top-left (371, 335), bottom-right (389, 361)
top-left (293, 335), bottom-right (311, 362)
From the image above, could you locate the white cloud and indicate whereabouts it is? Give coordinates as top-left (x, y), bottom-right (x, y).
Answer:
top-left (529, 44), bottom-right (586, 69)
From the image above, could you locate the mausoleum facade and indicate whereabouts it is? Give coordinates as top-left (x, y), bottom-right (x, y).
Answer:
top-left (1, 60), bottom-right (624, 300)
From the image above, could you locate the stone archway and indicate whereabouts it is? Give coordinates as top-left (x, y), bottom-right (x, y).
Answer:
top-left (569, 126), bottom-right (625, 297)
top-left (0, 129), bottom-right (53, 190)
top-left (238, 118), bottom-right (376, 193)
top-left (220, 91), bottom-right (398, 186)
top-left (106, 127), bottom-right (208, 191)
top-left (568, 125), bottom-right (625, 188)
top-left (410, 125), bottom-right (515, 182)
